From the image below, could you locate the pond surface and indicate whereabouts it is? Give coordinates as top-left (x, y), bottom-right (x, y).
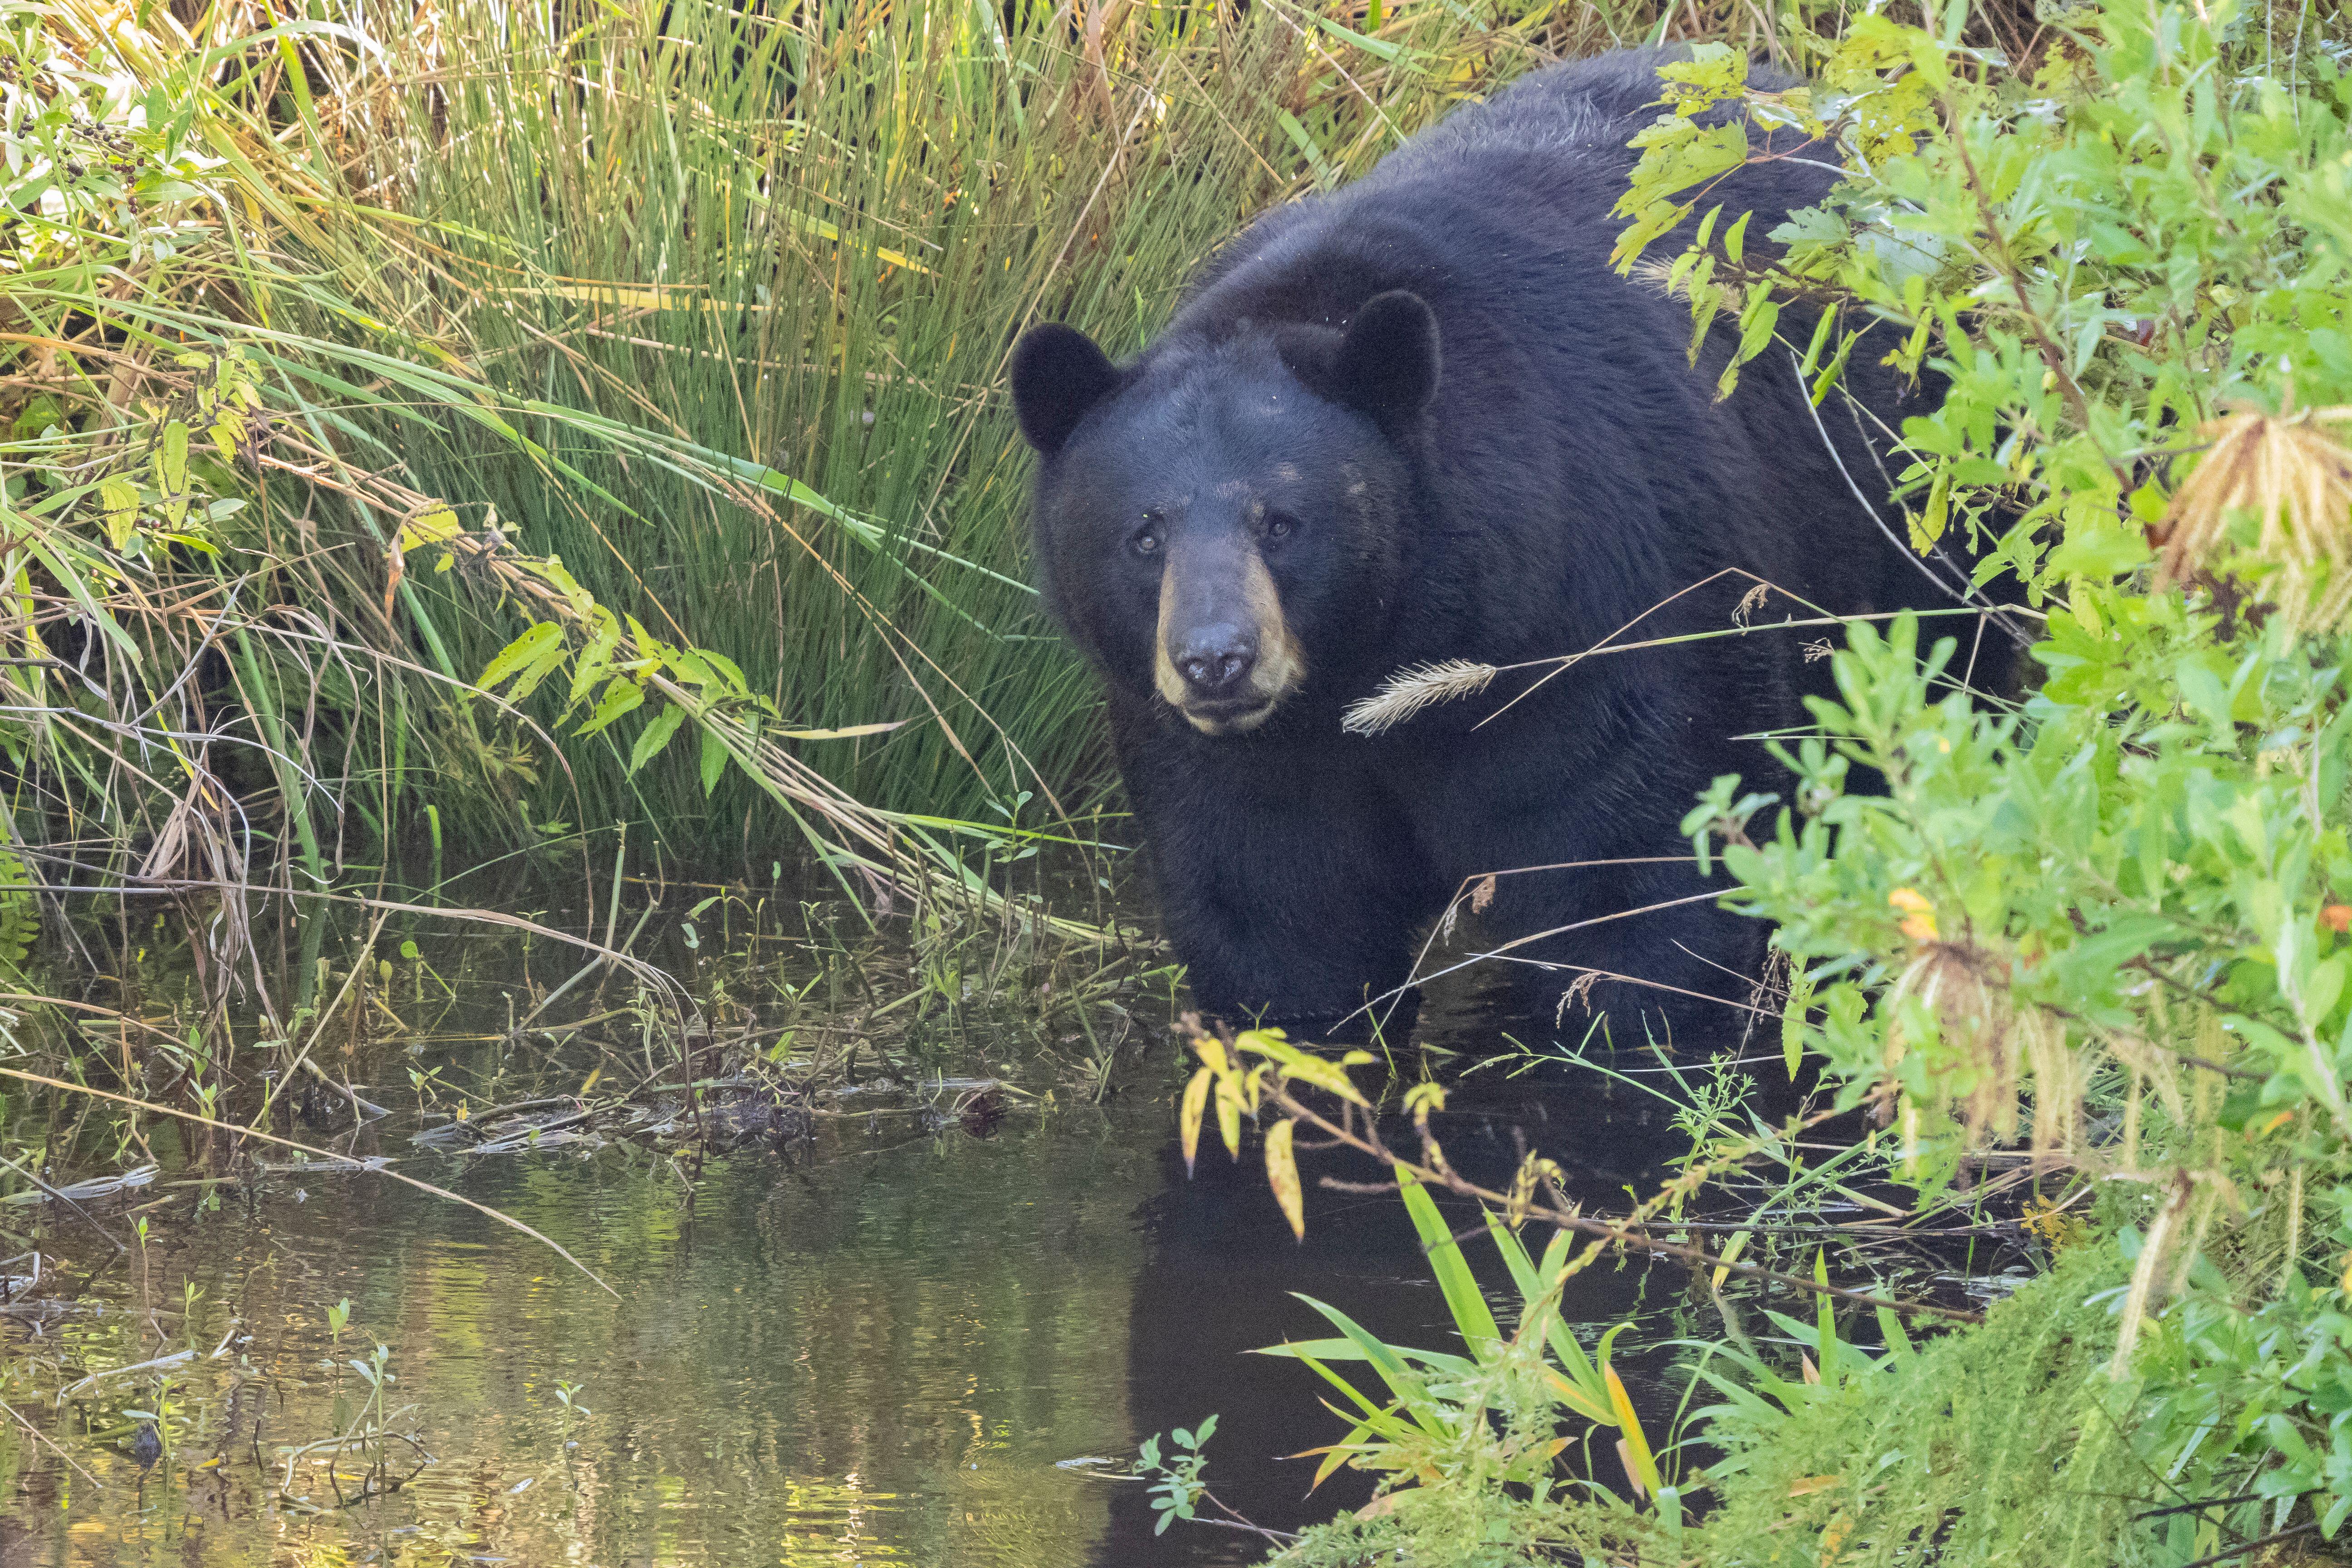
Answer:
top-left (0, 904), bottom-right (1705, 1568)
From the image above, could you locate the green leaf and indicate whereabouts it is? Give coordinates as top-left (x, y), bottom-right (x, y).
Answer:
top-left (700, 725), bottom-right (731, 795)
top-left (158, 420), bottom-right (189, 496)
top-left (477, 621), bottom-right (565, 695)
top-left (628, 703), bottom-right (688, 774)
top-left (1783, 960), bottom-right (1814, 1080)
top-left (573, 678), bottom-right (646, 738)
top-left (1397, 1169), bottom-right (1503, 1352)
top-left (567, 612), bottom-right (622, 709)
top-left (99, 477), bottom-right (141, 551)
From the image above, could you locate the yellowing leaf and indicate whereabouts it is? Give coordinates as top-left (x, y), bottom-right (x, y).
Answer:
top-left (398, 507), bottom-right (466, 552)
top-left (1542, 1370), bottom-right (1614, 1426)
top-left (1788, 1474), bottom-right (1843, 1496)
top-left (98, 477), bottom-right (140, 551)
top-left (1710, 1227), bottom-right (1751, 1292)
top-left (1604, 1365), bottom-right (1660, 1498)
top-left (1888, 887), bottom-right (1939, 942)
top-left (1179, 1067), bottom-right (1211, 1176)
top-left (1616, 1438), bottom-right (1648, 1501)
top-left (773, 720), bottom-right (908, 741)
top-left (1820, 1510), bottom-right (1855, 1564)
top-left (209, 406), bottom-right (246, 463)
top-left (1265, 1118), bottom-right (1303, 1240)
top-left (1215, 1076), bottom-right (1244, 1160)
top-left (1245, 1035), bottom-right (1368, 1105)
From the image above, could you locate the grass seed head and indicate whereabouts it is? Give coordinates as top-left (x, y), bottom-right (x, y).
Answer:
top-left (1342, 659), bottom-right (1498, 736)
top-left (2157, 405), bottom-right (2352, 634)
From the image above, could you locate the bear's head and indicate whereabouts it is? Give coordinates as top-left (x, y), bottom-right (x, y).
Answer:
top-left (1009, 292), bottom-right (1438, 736)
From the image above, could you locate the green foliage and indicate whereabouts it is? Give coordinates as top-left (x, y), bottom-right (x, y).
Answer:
top-left (1253, 1175), bottom-right (1671, 1534)
top-left (0, 0), bottom-right (1555, 981)
top-left (1621, 0), bottom-right (2352, 594)
top-left (1138, 1416), bottom-right (1220, 1535)
top-left (306, 0), bottom-right (1535, 847)
top-left (1254, 1184), bottom-right (1660, 1564)
top-left (1688, 1249), bottom-right (2148, 1567)
top-left (0, 850), bottom-right (36, 976)
top-left (1646, 0), bottom-right (2352, 1559)
top-left (1210, 5), bottom-right (2352, 1565)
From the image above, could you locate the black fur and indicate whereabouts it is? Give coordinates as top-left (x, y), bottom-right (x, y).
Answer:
top-left (1013, 49), bottom-right (1998, 1044)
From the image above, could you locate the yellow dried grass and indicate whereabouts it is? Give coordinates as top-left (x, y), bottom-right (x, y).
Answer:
top-left (1885, 939), bottom-right (2082, 1164)
top-left (2157, 404), bottom-right (2352, 633)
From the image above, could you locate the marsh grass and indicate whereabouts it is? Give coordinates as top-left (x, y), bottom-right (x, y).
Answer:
top-left (0, 0), bottom-right (1627, 1058)
top-left (0, 0), bottom-right (2042, 1040)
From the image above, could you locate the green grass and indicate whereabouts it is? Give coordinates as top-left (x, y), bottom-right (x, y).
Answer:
top-left (0, 0), bottom-right (1820, 1008)
top-left (240, 0), bottom-right (1577, 857)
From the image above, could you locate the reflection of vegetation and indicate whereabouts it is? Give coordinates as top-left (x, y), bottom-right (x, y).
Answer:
top-left (1, 1056), bottom-right (1165, 1564)
top-left (0, 887), bottom-right (1179, 1560)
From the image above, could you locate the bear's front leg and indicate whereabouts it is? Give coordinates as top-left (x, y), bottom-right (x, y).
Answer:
top-left (1120, 724), bottom-right (1436, 1042)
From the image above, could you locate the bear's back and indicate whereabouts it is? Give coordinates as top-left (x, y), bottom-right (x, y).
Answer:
top-left (1147, 45), bottom-right (1949, 678)
top-left (1168, 48), bottom-right (1814, 344)
top-left (1362, 47), bottom-right (1792, 179)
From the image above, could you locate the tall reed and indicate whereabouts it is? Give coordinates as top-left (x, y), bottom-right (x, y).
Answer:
top-left (0, 0), bottom-right (1815, 1026)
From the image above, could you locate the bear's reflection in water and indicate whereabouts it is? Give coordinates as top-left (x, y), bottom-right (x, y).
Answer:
top-left (1106, 955), bottom-right (1757, 1563)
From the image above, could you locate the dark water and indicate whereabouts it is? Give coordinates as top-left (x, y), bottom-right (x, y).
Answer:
top-left (0, 922), bottom-right (1706, 1566)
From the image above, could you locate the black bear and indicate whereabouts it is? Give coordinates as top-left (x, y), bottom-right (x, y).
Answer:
top-left (1009, 48), bottom-right (2004, 1044)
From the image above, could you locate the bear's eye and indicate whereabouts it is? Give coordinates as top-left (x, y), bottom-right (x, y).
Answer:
top-left (1264, 511), bottom-right (1299, 541)
top-left (1130, 520), bottom-right (1162, 556)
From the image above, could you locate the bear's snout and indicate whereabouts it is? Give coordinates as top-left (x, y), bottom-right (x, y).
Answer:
top-left (1152, 535), bottom-right (1307, 735)
top-left (1171, 625), bottom-right (1258, 700)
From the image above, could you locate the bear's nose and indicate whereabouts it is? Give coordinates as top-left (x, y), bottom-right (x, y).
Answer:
top-left (1173, 626), bottom-right (1259, 698)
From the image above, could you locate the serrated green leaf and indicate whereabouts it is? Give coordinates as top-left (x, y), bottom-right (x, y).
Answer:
top-left (476, 621), bottom-right (564, 695)
top-left (503, 629), bottom-right (571, 705)
top-left (567, 613), bottom-right (622, 709)
top-left (158, 420), bottom-right (189, 495)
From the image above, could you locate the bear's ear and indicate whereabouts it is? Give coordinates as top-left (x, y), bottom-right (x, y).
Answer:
top-left (1285, 291), bottom-right (1440, 428)
top-left (1010, 323), bottom-right (1121, 455)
